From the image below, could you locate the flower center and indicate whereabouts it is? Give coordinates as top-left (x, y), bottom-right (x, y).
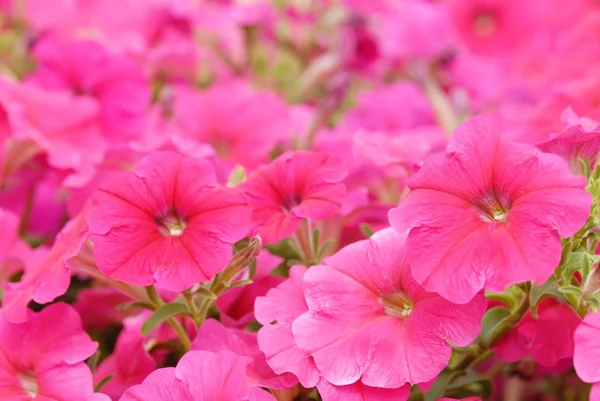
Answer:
top-left (473, 192), bottom-right (511, 223)
top-left (19, 371), bottom-right (38, 398)
top-left (154, 207), bottom-right (187, 237)
top-left (379, 291), bottom-right (414, 318)
top-left (472, 12), bottom-right (497, 38)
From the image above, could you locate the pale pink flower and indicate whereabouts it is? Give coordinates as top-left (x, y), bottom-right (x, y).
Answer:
top-left (292, 228), bottom-right (486, 387)
top-left (574, 311), bottom-right (600, 401)
top-left (192, 319), bottom-right (297, 390)
top-left (255, 265), bottom-right (320, 388)
top-left (243, 151), bottom-right (347, 244)
top-left (87, 151), bottom-right (251, 291)
top-left (493, 299), bottom-right (581, 367)
top-left (3, 207), bottom-right (89, 323)
top-left (389, 117), bottom-right (592, 303)
top-left (0, 303), bottom-right (98, 400)
top-left (119, 350), bottom-right (275, 401)
top-left (216, 252), bottom-right (284, 328)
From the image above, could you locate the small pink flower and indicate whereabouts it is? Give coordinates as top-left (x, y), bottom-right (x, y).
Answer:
top-left (574, 311), bottom-right (600, 401)
top-left (537, 124), bottom-right (600, 174)
top-left (73, 288), bottom-right (136, 331)
top-left (119, 350), bottom-right (275, 401)
top-left (192, 319), bottom-right (297, 390)
top-left (87, 151), bottom-right (251, 291)
top-left (292, 228), bottom-right (486, 387)
top-left (389, 117), bottom-right (592, 303)
top-left (243, 151), bottom-right (347, 244)
top-left (0, 303), bottom-right (98, 400)
top-left (493, 299), bottom-right (581, 367)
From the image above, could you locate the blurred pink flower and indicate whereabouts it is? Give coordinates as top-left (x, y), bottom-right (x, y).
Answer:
top-left (574, 311), bottom-right (600, 401)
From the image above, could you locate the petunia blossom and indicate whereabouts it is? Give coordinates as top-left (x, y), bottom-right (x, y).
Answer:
top-left (0, 208), bottom-right (33, 285)
top-left (243, 151), bottom-right (347, 244)
top-left (292, 228), bottom-right (486, 388)
top-left (316, 380), bottom-right (410, 401)
top-left (493, 299), bottom-right (581, 367)
top-left (537, 123), bottom-right (600, 174)
top-left (87, 151), bottom-right (251, 291)
top-left (119, 350), bottom-right (275, 401)
top-left (574, 311), bottom-right (600, 401)
top-left (389, 117), bottom-right (592, 303)
top-left (0, 303), bottom-right (98, 400)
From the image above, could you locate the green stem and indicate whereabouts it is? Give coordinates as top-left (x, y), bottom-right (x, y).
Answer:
top-left (145, 286), bottom-right (192, 352)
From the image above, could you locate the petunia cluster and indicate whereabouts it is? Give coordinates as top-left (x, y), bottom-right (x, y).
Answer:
top-left (0, 0), bottom-right (599, 400)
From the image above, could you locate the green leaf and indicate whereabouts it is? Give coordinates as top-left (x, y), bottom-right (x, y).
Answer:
top-left (195, 287), bottom-right (217, 300)
top-left (485, 291), bottom-right (516, 309)
top-left (562, 251), bottom-right (588, 273)
top-left (94, 375), bottom-right (115, 392)
top-left (117, 301), bottom-right (155, 311)
top-left (248, 259), bottom-right (257, 279)
top-left (479, 306), bottom-right (511, 346)
top-left (141, 303), bottom-right (190, 336)
top-left (359, 223), bottom-right (375, 238)
top-left (529, 276), bottom-right (562, 318)
top-left (226, 279), bottom-right (253, 289)
top-left (559, 285), bottom-right (582, 296)
top-left (87, 351), bottom-right (101, 375)
top-left (226, 164), bottom-right (247, 187)
top-left (588, 296), bottom-right (600, 310)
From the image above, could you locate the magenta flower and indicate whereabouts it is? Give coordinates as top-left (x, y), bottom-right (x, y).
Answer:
top-left (493, 299), bottom-right (581, 367)
top-left (292, 228), bottom-right (486, 387)
top-left (574, 311), bottom-right (600, 401)
top-left (0, 303), bottom-right (98, 400)
top-left (537, 123), bottom-right (600, 174)
top-left (119, 350), bottom-right (275, 401)
top-left (243, 151), bottom-right (347, 244)
top-left (88, 151), bottom-right (251, 291)
top-left (389, 117), bottom-right (593, 303)
top-left (316, 380), bottom-right (410, 401)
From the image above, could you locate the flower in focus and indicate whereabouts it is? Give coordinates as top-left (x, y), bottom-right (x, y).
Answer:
top-left (119, 350), bottom-right (275, 401)
top-left (0, 303), bottom-right (98, 400)
top-left (389, 117), bottom-right (592, 303)
top-left (87, 150), bottom-right (251, 291)
top-left (292, 228), bottom-right (486, 387)
top-left (243, 151), bottom-right (347, 244)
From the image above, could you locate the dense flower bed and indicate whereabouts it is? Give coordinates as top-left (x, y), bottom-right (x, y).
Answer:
top-left (0, 0), bottom-right (599, 400)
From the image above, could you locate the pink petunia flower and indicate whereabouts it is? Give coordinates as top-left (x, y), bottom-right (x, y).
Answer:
top-left (493, 299), bottom-right (581, 367)
top-left (119, 350), bottom-right (275, 401)
top-left (574, 311), bottom-right (600, 401)
top-left (0, 208), bottom-right (34, 285)
top-left (537, 124), bottom-right (600, 174)
top-left (0, 303), bottom-right (98, 400)
top-left (243, 151), bottom-right (347, 244)
top-left (87, 150), bottom-right (251, 291)
top-left (192, 319), bottom-right (297, 390)
top-left (255, 264), bottom-right (412, 400)
top-left (389, 117), bottom-right (592, 303)
top-left (291, 228), bottom-right (486, 388)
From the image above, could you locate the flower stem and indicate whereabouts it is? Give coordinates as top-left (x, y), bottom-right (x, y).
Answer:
top-left (145, 286), bottom-right (192, 352)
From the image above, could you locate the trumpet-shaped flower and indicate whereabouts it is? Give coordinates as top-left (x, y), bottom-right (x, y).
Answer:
top-left (389, 117), bottom-right (592, 303)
